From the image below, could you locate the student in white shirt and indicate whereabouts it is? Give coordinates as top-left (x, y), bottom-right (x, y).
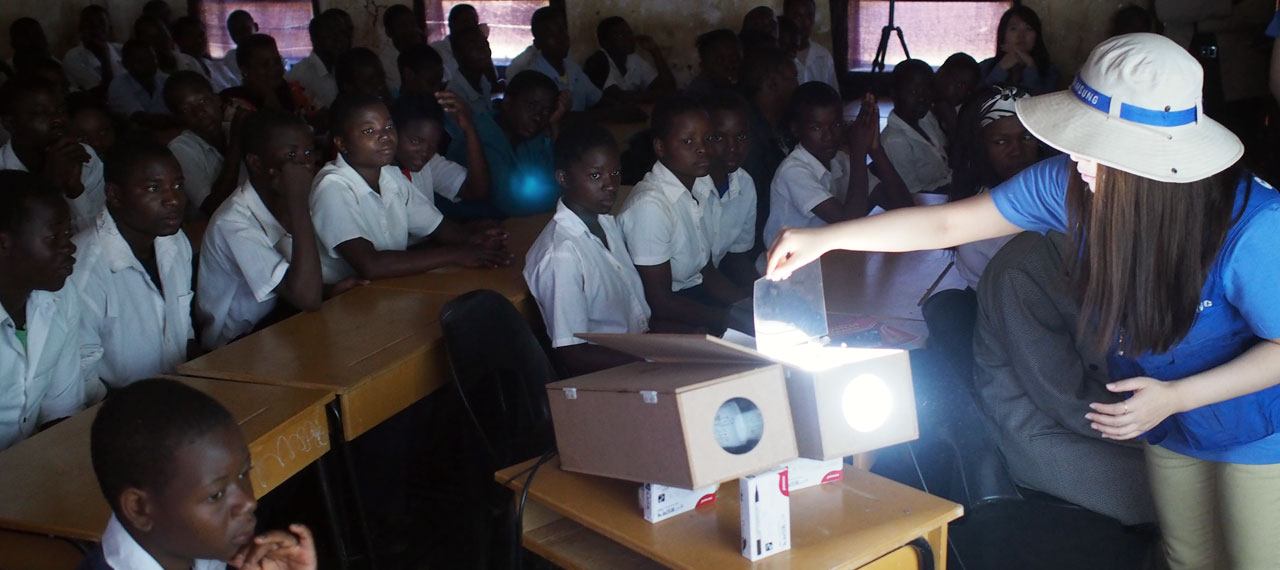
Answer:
top-left (164, 71), bottom-right (243, 220)
top-left (199, 111), bottom-right (353, 350)
top-left (783, 0), bottom-right (838, 89)
top-left (391, 94), bottom-right (490, 210)
top-left (73, 141), bottom-right (194, 390)
top-left (431, 4), bottom-right (501, 90)
top-left (222, 10), bottom-right (258, 80)
top-left (764, 84), bottom-right (909, 248)
top-left (108, 41), bottom-right (173, 129)
top-left (444, 27), bottom-right (497, 115)
top-left (311, 94), bottom-right (511, 284)
top-left (171, 17), bottom-right (239, 93)
top-left (702, 91), bottom-right (758, 286)
top-left (63, 6), bottom-right (124, 92)
top-left (133, 15), bottom-right (204, 78)
top-left (397, 44), bottom-right (446, 105)
top-left (526, 125), bottom-right (649, 376)
top-left (333, 48), bottom-right (391, 102)
top-left (583, 17), bottom-right (675, 99)
top-left (285, 12), bottom-right (350, 109)
top-left (0, 177), bottom-right (86, 451)
top-left (85, 379), bottom-right (317, 570)
top-left (619, 98), bottom-right (747, 334)
top-left (0, 76), bottom-right (106, 232)
top-left (509, 7), bottom-right (603, 112)
top-left (880, 59), bottom-right (952, 194)
top-left (382, 4), bottom-right (427, 94)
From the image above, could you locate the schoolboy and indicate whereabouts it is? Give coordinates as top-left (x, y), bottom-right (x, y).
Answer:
top-left (380, 4), bottom-right (425, 94)
top-left (221, 34), bottom-right (312, 121)
top-left (583, 17), bottom-right (675, 98)
top-left (68, 95), bottom-right (117, 158)
top-left (311, 94), bottom-right (511, 283)
top-left (73, 141), bottom-right (194, 390)
top-left (445, 70), bottom-right (566, 217)
top-left (445, 26), bottom-right (496, 115)
top-left (618, 98), bottom-right (747, 334)
top-left (198, 111), bottom-right (348, 350)
top-left (933, 52), bottom-right (981, 135)
top-left (739, 46), bottom-right (798, 243)
top-left (683, 29), bottom-right (741, 100)
top-left (222, 10), bottom-right (258, 79)
top-left (0, 173), bottom-right (86, 451)
top-left (133, 15), bottom-right (202, 77)
top-left (63, 5), bottom-right (123, 93)
top-left (396, 44), bottom-right (446, 104)
top-left (334, 48), bottom-right (391, 102)
top-left (741, 6), bottom-right (779, 40)
top-left (391, 95), bottom-right (492, 212)
top-left (164, 71), bottom-right (242, 219)
top-left (431, 4), bottom-right (500, 90)
top-left (782, 0), bottom-right (837, 88)
top-left (172, 17), bottom-right (239, 93)
top-left (702, 91), bottom-right (758, 286)
top-left (0, 76), bottom-right (107, 232)
top-left (880, 58), bottom-right (951, 194)
top-left (506, 7), bottom-right (602, 112)
top-left (525, 124), bottom-right (649, 376)
top-left (108, 40), bottom-right (174, 128)
top-left (285, 11), bottom-right (351, 109)
top-left (84, 378), bottom-right (317, 570)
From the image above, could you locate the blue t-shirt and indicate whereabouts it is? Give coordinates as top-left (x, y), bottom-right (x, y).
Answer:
top-left (446, 110), bottom-right (558, 217)
top-left (1266, 10), bottom-right (1279, 38)
top-left (991, 155), bottom-right (1280, 463)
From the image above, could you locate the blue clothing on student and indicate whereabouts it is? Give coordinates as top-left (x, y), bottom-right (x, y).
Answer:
top-left (1267, 9), bottom-right (1279, 37)
top-left (990, 154), bottom-right (1280, 464)
top-left (446, 110), bottom-right (557, 217)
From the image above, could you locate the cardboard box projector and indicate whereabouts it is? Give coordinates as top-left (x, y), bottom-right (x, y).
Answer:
top-left (546, 334), bottom-right (799, 489)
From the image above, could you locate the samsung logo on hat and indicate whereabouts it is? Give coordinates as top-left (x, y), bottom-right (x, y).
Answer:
top-left (1071, 78), bottom-right (1103, 106)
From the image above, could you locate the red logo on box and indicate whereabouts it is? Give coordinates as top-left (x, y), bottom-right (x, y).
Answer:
top-left (821, 470), bottom-right (843, 484)
top-left (779, 469), bottom-right (790, 497)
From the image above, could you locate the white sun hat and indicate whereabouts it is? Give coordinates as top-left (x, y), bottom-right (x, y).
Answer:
top-left (1015, 33), bottom-right (1243, 183)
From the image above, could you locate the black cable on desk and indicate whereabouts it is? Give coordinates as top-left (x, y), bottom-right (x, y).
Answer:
top-left (509, 450), bottom-right (558, 570)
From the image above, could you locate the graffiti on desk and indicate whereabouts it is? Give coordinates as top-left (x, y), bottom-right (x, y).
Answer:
top-left (252, 420), bottom-right (330, 489)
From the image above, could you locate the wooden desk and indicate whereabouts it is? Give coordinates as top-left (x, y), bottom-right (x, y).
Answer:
top-left (497, 458), bottom-right (963, 570)
top-left (0, 376), bottom-right (333, 569)
top-left (180, 286), bottom-right (457, 439)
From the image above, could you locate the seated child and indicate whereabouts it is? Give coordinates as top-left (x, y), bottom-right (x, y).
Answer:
top-left (583, 17), bottom-right (674, 98)
top-left (0, 76), bottom-right (106, 232)
top-left (73, 141), bottom-right (194, 389)
top-left (741, 6), bottom-right (779, 40)
top-left (506, 7), bottom-right (602, 112)
top-left (684, 29), bottom-right (741, 100)
top-left (618, 98), bottom-right (748, 334)
top-left (391, 95), bottom-right (493, 213)
top-left (171, 16), bottom-right (239, 93)
top-left (0, 172), bottom-right (86, 451)
top-left (132, 14), bottom-right (201, 77)
top-left (702, 91), bottom-right (758, 286)
top-left (63, 5), bottom-right (124, 93)
top-left (84, 378), bottom-right (317, 570)
top-left (108, 40), bottom-right (173, 129)
top-left (445, 70), bottom-right (565, 217)
top-left (222, 10), bottom-right (257, 79)
top-left (284, 11), bottom-right (351, 110)
top-left (220, 34), bottom-right (312, 121)
top-left (380, 4), bottom-right (425, 94)
top-left (525, 124), bottom-right (649, 376)
top-left (740, 46), bottom-right (799, 244)
top-left (334, 47), bottom-right (391, 101)
top-left (880, 59), bottom-right (951, 194)
top-left (68, 95), bottom-right (117, 158)
top-left (764, 84), bottom-right (908, 248)
top-left (164, 71), bottom-right (241, 218)
top-left (198, 111), bottom-right (354, 350)
top-left (932, 52), bottom-right (981, 135)
top-left (8, 18), bottom-right (57, 74)
top-left (396, 44), bottom-right (446, 104)
top-left (310, 94), bottom-right (511, 284)
top-left (783, 0), bottom-right (837, 89)
top-left (445, 26), bottom-right (496, 115)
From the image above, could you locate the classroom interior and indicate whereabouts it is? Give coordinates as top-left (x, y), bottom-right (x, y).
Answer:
top-left (0, 0), bottom-right (1277, 569)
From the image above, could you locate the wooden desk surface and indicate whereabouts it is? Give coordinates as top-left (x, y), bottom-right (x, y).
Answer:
top-left (0, 376), bottom-right (332, 542)
top-left (179, 286), bottom-right (457, 438)
top-left (497, 458), bottom-right (962, 570)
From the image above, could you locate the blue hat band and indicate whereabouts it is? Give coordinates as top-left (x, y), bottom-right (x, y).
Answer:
top-left (1070, 76), bottom-right (1198, 127)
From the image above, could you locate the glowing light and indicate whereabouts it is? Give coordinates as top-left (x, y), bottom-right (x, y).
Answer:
top-left (841, 374), bottom-right (893, 433)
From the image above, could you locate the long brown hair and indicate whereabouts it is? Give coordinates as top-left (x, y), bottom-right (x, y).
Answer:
top-left (1065, 161), bottom-right (1242, 355)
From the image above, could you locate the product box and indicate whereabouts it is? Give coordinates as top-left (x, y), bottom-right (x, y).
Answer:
top-left (785, 457), bottom-right (844, 490)
top-left (637, 482), bottom-right (718, 523)
top-left (740, 466), bottom-right (791, 561)
top-left (548, 334), bottom-right (799, 489)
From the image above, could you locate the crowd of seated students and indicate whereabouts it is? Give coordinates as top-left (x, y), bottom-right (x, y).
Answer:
top-left (0, 1), bottom-right (1277, 567)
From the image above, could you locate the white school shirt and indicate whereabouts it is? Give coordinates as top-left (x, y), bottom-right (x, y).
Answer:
top-left (100, 515), bottom-right (224, 570)
top-left (379, 40), bottom-right (403, 94)
top-left (430, 37), bottom-right (456, 83)
top-left (167, 130), bottom-right (224, 217)
top-left (196, 55), bottom-right (240, 92)
top-left (763, 145), bottom-right (854, 248)
top-left (63, 42), bottom-right (125, 91)
top-left (72, 210), bottom-right (194, 389)
top-left (285, 52), bottom-right (338, 108)
top-left (224, 48), bottom-right (241, 79)
top-left (197, 181), bottom-right (294, 350)
top-left (880, 110), bottom-right (951, 194)
top-left (524, 200), bottom-right (650, 347)
top-left (508, 48), bottom-right (602, 111)
top-left (310, 154), bottom-right (446, 283)
top-left (404, 154), bottom-right (468, 203)
top-left (600, 50), bottom-right (659, 91)
top-left (0, 285), bottom-right (85, 451)
top-left (505, 45), bottom-right (537, 77)
top-left (448, 71), bottom-right (493, 114)
top-left (795, 42), bottom-right (838, 89)
top-left (618, 161), bottom-right (715, 292)
top-left (707, 168), bottom-right (757, 266)
top-left (107, 72), bottom-right (170, 118)
top-left (0, 141), bottom-right (106, 233)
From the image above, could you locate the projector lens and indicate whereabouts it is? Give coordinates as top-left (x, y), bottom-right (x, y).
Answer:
top-left (713, 397), bottom-right (764, 455)
top-left (842, 374), bottom-right (893, 432)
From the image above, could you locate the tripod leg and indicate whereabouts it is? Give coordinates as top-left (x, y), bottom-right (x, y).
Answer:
top-left (872, 26), bottom-right (894, 73)
top-left (894, 27), bottom-right (911, 61)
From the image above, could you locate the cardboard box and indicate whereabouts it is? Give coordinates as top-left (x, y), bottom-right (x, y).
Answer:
top-left (740, 466), bottom-right (791, 561)
top-left (786, 457), bottom-right (844, 490)
top-left (548, 334), bottom-right (799, 489)
top-left (638, 482), bottom-right (718, 523)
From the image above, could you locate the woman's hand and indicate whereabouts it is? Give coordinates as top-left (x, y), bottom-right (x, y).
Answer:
top-left (1086, 377), bottom-right (1186, 440)
top-left (765, 226), bottom-right (833, 281)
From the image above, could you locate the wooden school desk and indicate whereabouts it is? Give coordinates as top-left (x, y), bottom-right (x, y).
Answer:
top-left (496, 457), bottom-right (964, 570)
top-left (0, 376), bottom-right (333, 570)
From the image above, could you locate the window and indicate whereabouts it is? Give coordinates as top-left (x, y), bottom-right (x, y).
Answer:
top-left (193, 0), bottom-right (316, 65)
top-left (846, 1), bottom-right (1012, 71)
top-left (423, 0), bottom-right (553, 65)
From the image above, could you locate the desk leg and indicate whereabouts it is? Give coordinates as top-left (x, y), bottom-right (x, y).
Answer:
top-left (314, 453), bottom-right (350, 570)
top-left (925, 524), bottom-right (949, 570)
top-left (326, 401), bottom-right (378, 569)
